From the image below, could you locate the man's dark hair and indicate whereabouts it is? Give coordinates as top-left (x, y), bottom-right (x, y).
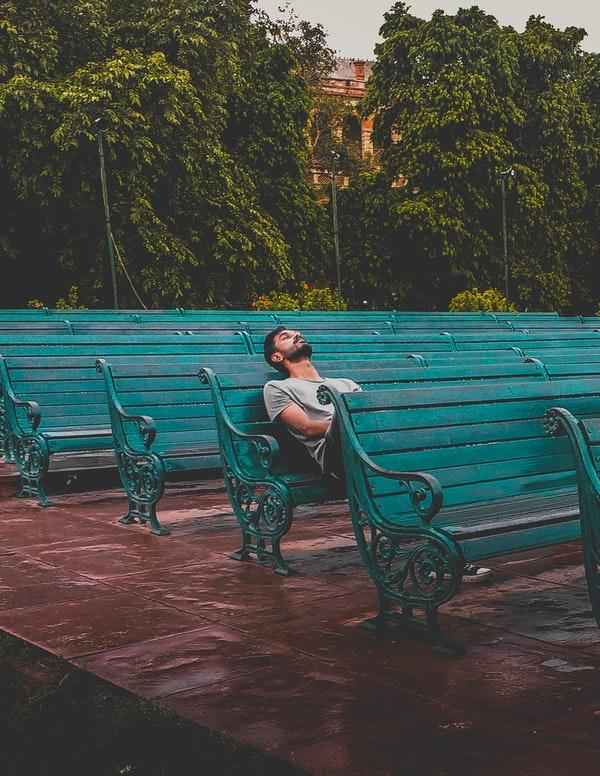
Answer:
top-left (263, 326), bottom-right (288, 372)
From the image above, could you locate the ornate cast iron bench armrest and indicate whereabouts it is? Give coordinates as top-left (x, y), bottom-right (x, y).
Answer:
top-left (118, 412), bottom-right (157, 451)
top-left (352, 443), bottom-right (443, 524)
top-left (96, 359), bottom-right (156, 450)
top-left (545, 407), bottom-right (600, 494)
top-left (9, 397), bottom-right (41, 434)
top-left (221, 420), bottom-right (281, 474)
top-left (317, 383), bottom-right (443, 523)
top-left (199, 367), bottom-right (281, 474)
top-left (0, 356), bottom-right (42, 433)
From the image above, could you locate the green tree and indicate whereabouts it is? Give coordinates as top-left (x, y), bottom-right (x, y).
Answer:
top-left (0, 0), bottom-right (330, 307)
top-left (341, 3), bottom-right (597, 311)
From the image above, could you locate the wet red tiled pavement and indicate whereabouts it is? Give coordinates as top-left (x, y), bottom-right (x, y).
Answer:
top-left (1, 470), bottom-right (600, 775)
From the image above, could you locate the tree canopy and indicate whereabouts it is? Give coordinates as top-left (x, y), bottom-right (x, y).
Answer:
top-left (340, 3), bottom-right (600, 311)
top-left (0, 0), bottom-right (331, 307)
top-left (4, 2), bottom-right (600, 311)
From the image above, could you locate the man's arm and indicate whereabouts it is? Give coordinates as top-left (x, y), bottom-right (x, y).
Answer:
top-left (278, 404), bottom-right (330, 439)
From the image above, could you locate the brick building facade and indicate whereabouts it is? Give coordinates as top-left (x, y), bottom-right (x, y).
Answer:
top-left (309, 58), bottom-right (375, 188)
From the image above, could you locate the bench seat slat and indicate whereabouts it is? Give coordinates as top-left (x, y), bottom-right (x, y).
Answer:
top-left (36, 415), bottom-right (110, 429)
top-left (374, 469), bottom-right (577, 518)
top-left (460, 520), bottom-right (582, 562)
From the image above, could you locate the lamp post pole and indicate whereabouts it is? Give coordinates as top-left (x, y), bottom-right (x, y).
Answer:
top-left (94, 119), bottom-right (119, 310)
top-left (330, 151), bottom-right (342, 305)
top-left (499, 167), bottom-right (515, 303)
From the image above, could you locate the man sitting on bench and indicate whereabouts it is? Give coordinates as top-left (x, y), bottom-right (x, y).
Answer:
top-left (263, 326), bottom-right (359, 479)
top-left (262, 325), bottom-right (492, 581)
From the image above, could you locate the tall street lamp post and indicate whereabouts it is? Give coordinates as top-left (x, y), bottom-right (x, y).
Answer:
top-left (499, 166), bottom-right (516, 302)
top-left (94, 118), bottom-right (119, 310)
top-left (330, 150), bottom-right (342, 305)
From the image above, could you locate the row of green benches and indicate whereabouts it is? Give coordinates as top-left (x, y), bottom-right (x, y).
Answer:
top-left (6, 327), bottom-right (600, 487)
top-left (0, 352), bottom-right (536, 511)
top-left (2, 321), bottom-right (600, 334)
top-left (0, 308), bottom-right (565, 319)
top-left (4, 328), bottom-right (600, 475)
top-left (2, 329), bottom-right (600, 359)
top-left (1, 342), bottom-right (598, 527)
top-left (202, 366), bottom-right (600, 652)
top-left (7, 309), bottom-right (600, 328)
top-left (4, 337), bottom-right (600, 650)
top-left (0, 309), bottom-right (599, 335)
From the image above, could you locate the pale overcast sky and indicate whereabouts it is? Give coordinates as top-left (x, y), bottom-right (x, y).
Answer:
top-left (255, 1), bottom-right (599, 58)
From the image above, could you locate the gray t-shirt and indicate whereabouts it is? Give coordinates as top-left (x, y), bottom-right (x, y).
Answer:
top-left (263, 376), bottom-right (362, 470)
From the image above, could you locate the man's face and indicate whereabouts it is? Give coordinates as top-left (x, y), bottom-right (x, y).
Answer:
top-left (271, 329), bottom-right (312, 367)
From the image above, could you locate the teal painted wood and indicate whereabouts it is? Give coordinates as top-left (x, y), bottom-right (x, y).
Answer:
top-left (0, 333), bottom-right (253, 460)
top-left (446, 331), bottom-right (600, 351)
top-left (0, 321), bottom-right (72, 334)
top-left (199, 366), bottom-right (335, 575)
top-left (98, 356), bottom-right (454, 536)
top-left (0, 309), bottom-right (279, 321)
top-left (521, 347), bottom-right (600, 364)
top-left (248, 333), bottom-right (458, 355)
top-left (318, 376), bottom-right (600, 651)
top-left (0, 348), bottom-right (261, 508)
top-left (244, 322), bottom-right (395, 336)
top-left (198, 359), bottom-right (552, 576)
top-left (0, 332), bottom-right (253, 355)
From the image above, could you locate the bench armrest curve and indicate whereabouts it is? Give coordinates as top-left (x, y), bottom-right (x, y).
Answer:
top-left (199, 367), bottom-right (280, 471)
top-left (545, 407), bottom-right (600, 495)
top-left (228, 424), bottom-right (281, 472)
top-left (121, 413), bottom-right (157, 450)
top-left (14, 398), bottom-right (41, 432)
top-left (355, 449), bottom-right (443, 524)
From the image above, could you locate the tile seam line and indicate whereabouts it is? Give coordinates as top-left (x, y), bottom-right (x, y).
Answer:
top-left (11, 549), bottom-right (234, 579)
top-left (86, 581), bottom-right (358, 625)
top-left (0, 620), bottom-right (213, 658)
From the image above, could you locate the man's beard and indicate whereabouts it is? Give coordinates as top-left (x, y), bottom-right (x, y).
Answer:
top-left (288, 342), bottom-right (313, 362)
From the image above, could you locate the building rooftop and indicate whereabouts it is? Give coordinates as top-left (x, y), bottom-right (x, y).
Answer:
top-left (329, 57), bottom-right (374, 82)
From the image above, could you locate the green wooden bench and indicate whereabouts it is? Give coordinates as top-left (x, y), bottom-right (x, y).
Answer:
top-left (97, 358), bottom-right (254, 535)
top-left (246, 333), bottom-right (459, 357)
top-left (318, 378), bottom-right (600, 652)
top-left (198, 359), bottom-right (552, 575)
top-left (0, 332), bottom-right (255, 503)
top-left (0, 333), bottom-right (254, 460)
top-left (442, 331), bottom-right (600, 351)
top-left (97, 358), bottom-right (544, 537)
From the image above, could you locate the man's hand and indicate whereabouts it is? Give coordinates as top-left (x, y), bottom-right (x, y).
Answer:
top-left (278, 404), bottom-right (330, 439)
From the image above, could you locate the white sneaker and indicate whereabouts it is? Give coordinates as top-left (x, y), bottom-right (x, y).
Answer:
top-left (463, 562), bottom-right (493, 581)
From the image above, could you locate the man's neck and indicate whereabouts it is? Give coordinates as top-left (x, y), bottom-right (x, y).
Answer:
top-left (285, 359), bottom-right (322, 380)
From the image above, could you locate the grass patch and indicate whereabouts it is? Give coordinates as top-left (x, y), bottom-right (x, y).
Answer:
top-left (0, 630), bottom-right (307, 776)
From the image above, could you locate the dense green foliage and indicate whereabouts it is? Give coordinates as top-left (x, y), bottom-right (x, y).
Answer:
top-left (338, 4), bottom-right (600, 311)
top-left (4, 2), bottom-right (600, 311)
top-left (449, 288), bottom-right (516, 312)
top-left (253, 282), bottom-right (347, 310)
top-left (0, 0), bottom-right (331, 307)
